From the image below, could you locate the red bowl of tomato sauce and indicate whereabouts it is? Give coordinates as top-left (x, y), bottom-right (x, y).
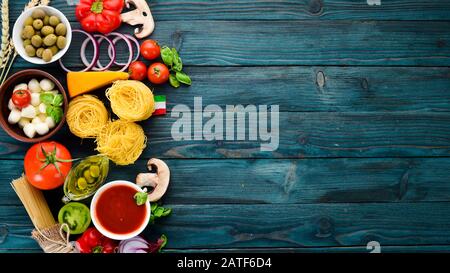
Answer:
top-left (90, 180), bottom-right (150, 240)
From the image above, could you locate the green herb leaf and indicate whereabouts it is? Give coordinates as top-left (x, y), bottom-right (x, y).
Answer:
top-left (169, 74), bottom-right (180, 88)
top-left (40, 92), bottom-right (54, 105)
top-left (175, 71), bottom-right (192, 85)
top-left (52, 94), bottom-right (64, 107)
top-left (172, 48), bottom-right (183, 72)
top-left (150, 203), bottom-right (172, 224)
top-left (134, 192), bottom-right (148, 206)
top-left (161, 46), bottom-right (173, 67)
top-left (46, 106), bottom-right (63, 124)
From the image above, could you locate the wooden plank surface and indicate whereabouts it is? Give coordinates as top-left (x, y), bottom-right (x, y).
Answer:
top-left (1, 112), bottom-right (450, 159)
top-left (11, 20), bottom-right (450, 68)
top-left (9, 66), bottom-right (450, 112)
top-left (9, 0), bottom-right (450, 21)
top-left (3, 157), bottom-right (450, 205)
top-left (3, 203), bottom-right (450, 250)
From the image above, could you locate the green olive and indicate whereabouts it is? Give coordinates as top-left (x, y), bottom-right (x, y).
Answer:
top-left (24, 16), bottom-right (34, 26)
top-left (43, 34), bottom-right (57, 46)
top-left (23, 39), bottom-right (31, 47)
top-left (89, 165), bottom-right (100, 178)
top-left (83, 170), bottom-right (95, 184)
top-left (43, 15), bottom-right (50, 26)
top-left (22, 25), bottom-right (35, 39)
top-left (49, 16), bottom-right (60, 26)
top-left (41, 25), bottom-right (54, 36)
top-left (31, 35), bottom-right (42, 47)
top-left (49, 45), bottom-right (59, 55)
top-left (42, 48), bottom-right (53, 62)
top-left (56, 36), bottom-right (66, 49)
top-left (36, 47), bottom-right (44, 58)
top-left (25, 45), bottom-right (36, 57)
top-left (31, 9), bottom-right (46, 19)
top-left (55, 23), bottom-right (66, 36)
top-left (32, 19), bottom-right (43, 30)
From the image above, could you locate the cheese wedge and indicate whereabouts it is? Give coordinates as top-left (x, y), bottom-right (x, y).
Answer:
top-left (67, 72), bottom-right (129, 98)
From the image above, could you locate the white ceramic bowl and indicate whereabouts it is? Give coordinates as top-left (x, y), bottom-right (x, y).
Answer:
top-left (12, 6), bottom-right (72, 64)
top-left (90, 180), bottom-right (151, 240)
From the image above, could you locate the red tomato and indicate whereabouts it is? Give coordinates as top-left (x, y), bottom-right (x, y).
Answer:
top-left (147, 63), bottom-right (170, 84)
top-left (140, 40), bottom-right (160, 60)
top-left (12, 89), bottom-right (31, 109)
top-left (128, 61), bottom-right (147, 81)
top-left (24, 142), bottom-right (72, 190)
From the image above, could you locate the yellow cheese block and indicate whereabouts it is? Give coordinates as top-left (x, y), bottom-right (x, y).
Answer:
top-left (67, 72), bottom-right (129, 98)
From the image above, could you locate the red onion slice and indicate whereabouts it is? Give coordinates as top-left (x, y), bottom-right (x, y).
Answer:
top-left (107, 34), bottom-right (140, 66)
top-left (59, 29), bottom-right (99, 72)
top-left (103, 32), bottom-right (133, 71)
top-left (80, 34), bottom-right (116, 71)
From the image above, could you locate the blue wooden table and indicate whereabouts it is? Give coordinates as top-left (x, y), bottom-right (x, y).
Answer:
top-left (1, 0), bottom-right (450, 253)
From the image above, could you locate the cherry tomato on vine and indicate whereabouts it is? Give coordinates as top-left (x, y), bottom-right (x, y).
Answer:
top-left (147, 63), bottom-right (170, 85)
top-left (140, 40), bottom-right (160, 60)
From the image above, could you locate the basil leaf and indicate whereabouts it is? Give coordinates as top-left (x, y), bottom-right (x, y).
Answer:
top-left (40, 93), bottom-right (54, 105)
top-left (175, 71), bottom-right (192, 85)
top-left (169, 74), bottom-right (180, 88)
top-left (160, 46), bottom-right (173, 67)
top-left (52, 94), bottom-right (63, 107)
top-left (172, 48), bottom-right (183, 72)
top-left (46, 106), bottom-right (63, 124)
top-left (134, 192), bottom-right (148, 206)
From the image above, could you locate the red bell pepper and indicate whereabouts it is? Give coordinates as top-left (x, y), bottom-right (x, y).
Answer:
top-left (75, 0), bottom-right (124, 34)
top-left (76, 227), bottom-right (118, 253)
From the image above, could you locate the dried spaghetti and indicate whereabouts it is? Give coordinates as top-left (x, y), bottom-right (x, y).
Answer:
top-left (106, 80), bottom-right (155, 122)
top-left (95, 120), bottom-right (147, 165)
top-left (66, 95), bottom-right (109, 138)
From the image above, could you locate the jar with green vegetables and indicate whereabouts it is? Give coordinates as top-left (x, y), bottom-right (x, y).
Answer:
top-left (63, 155), bottom-right (109, 202)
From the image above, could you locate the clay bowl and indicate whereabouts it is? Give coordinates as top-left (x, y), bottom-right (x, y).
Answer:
top-left (0, 69), bottom-right (68, 143)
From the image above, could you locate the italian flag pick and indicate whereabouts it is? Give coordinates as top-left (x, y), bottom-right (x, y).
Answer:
top-left (153, 95), bottom-right (166, 115)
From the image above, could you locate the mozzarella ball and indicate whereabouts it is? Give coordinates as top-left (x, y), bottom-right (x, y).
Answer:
top-left (38, 113), bottom-right (47, 122)
top-left (8, 109), bottom-right (21, 124)
top-left (28, 79), bottom-right (41, 93)
top-left (38, 103), bottom-right (47, 114)
top-left (23, 123), bottom-right (36, 138)
top-left (32, 116), bottom-right (42, 125)
top-left (30, 92), bottom-right (41, 106)
top-left (18, 118), bottom-right (31, 129)
top-left (13, 83), bottom-right (28, 91)
top-left (39, 78), bottom-right (54, 91)
top-left (45, 116), bottom-right (55, 129)
top-left (8, 99), bottom-right (16, 110)
top-left (21, 104), bottom-right (37, 118)
top-left (35, 122), bottom-right (49, 135)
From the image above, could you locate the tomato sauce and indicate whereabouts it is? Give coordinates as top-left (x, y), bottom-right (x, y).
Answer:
top-left (95, 185), bottom-right (147, 235)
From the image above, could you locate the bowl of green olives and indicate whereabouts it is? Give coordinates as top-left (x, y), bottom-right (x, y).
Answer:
top-left (13, 6), bottom-right (72, 64)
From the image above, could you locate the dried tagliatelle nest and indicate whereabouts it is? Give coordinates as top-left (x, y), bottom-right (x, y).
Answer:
top-left (95, 120), bottom-right (147, 166)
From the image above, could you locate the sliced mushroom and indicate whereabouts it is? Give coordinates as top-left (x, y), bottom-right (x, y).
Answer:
top-left (136, 158), bottom-right (170, 202)
top-left (121, 0), bottom-right (155, 39)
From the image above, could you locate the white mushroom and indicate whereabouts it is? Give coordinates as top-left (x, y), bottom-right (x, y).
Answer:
top-left (120, 0), bottom-right (155, 39)
top-left (136, 158), bottom-right (170, 202)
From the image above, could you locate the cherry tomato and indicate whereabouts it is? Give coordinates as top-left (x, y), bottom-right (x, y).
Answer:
top-left (11, 89), bottom-right (31, 109)
top-left (140, 40), bottom-right (160, 60)
top-left (147, 63), bottom-right (170, 84)
top-left (24, 141), bottom-right (72, 190)
top-left (128, 61), bottom-right (147, 81)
